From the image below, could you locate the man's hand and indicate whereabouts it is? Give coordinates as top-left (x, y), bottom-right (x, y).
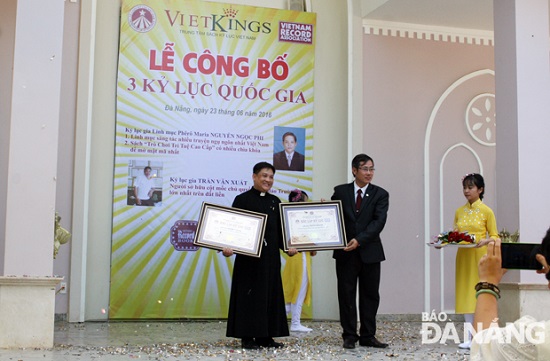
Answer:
top-left (344, 239), bottom-right (359, 251)
top-left (221, 248), bottom-right (234, 257)
top-left (536, 254), bottom-right (550, 282)
top-left (476, 238), bottom-right (498, 248)
top-left (478, 238), bottom-right (503, 285)
top-left (287, 248), bottom-right (298, 256)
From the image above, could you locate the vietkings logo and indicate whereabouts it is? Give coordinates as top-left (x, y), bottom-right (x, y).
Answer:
top-left (128, 5), bottom-right (156, 33)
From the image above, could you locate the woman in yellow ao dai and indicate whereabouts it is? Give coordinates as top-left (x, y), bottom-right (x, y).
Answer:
top-left (453, 173), bottom-right (498, 348)
top-left (282, 189), bottom-right (316, 332)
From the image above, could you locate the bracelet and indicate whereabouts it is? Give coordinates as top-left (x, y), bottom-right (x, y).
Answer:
top-left (475, 281), bottom-right (501, 295)
top-left (476, 289), bottom-right (500, 299)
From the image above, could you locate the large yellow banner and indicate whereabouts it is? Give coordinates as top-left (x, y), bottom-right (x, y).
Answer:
top-left (110, 0), bottom-right (316, 318)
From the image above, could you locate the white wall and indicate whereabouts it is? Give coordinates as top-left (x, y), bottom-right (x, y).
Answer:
top-left (1, 0), bottom-right (64, 277)
top-left (0, 0), bottom-right (17, 275)
top-left (53, 0), bottom-right (80, 314)
top-left (362, 31), bottom-right (495, 313)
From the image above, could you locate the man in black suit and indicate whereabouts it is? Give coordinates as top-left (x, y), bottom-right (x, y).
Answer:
top-left (331, 153), bottom-right (389, 349)
top-left (273, 132), bottom-right (305, 171)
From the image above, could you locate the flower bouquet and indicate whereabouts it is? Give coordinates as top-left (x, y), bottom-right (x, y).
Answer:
top-left (429, 230), bottom-right (475, 247)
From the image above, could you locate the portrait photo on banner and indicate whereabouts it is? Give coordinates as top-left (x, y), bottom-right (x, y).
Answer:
top-left (127, 160), bottom-right (163, 207)
top-left (273, 126), bottom-right (306, 172)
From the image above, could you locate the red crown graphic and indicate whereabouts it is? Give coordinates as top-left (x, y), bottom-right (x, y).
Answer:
top-left (223, 6), bottom-right (238, 18)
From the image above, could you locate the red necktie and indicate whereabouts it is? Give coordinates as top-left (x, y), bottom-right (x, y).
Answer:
top-left (356, 189), bottom-right (362, 212)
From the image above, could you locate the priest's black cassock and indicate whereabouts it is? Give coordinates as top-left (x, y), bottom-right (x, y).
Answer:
top-left (226, 187), bottom-right (289, 338)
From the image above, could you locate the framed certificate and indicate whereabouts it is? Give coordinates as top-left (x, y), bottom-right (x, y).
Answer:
top-left (193, 202), bottom-right (267, 258)
top-left (279, 201), bottom-right (347, 251)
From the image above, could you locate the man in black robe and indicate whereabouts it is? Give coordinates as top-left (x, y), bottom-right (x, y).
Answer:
top-left (222, 162), bottom-right (297, 349)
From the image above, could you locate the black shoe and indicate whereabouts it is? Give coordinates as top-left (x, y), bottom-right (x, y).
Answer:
top-left (256, 338), bottom-right (284, 348)
top-left (359, 337), bottom-right (388, 348)
top-left (343, 339), bottom-right (356, 349)
top-left (241, 338), bottom-right (260, 350)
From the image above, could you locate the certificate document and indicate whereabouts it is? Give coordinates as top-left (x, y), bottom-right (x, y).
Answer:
top-left (280, 201), bottom-right (347, 251)
top-left (286, 208), bottom-right (340, 244)
top-left (194, 202), bottom-right (267, 257)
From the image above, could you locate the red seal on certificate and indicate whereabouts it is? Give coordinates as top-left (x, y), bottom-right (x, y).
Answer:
top-left (170, 220), bottom-right (198, 251)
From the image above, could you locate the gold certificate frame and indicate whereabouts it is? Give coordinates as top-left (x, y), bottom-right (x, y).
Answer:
top-left (279, 201), bottom-right (347, 252)
top-left (193, 202), bottom-right (267, 258)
